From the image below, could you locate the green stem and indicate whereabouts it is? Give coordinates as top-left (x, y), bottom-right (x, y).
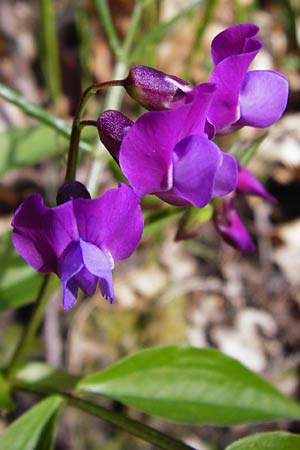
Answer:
top-left (65, 79), bottom-right (124, 181)
top-left (6, 275), bottom-right (54, 378)
top-left (39, 0), bottom-right (62, 103)
top-left (122, 0), bottom-right (147, 57)
top-left (65, 395), bottom-right (197, 450)
top-left (94, 0), bottom-right (123, 58)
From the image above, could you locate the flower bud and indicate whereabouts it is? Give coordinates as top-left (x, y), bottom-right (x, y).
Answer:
top-left (237, 166), bottom-right (276, 203)
top-left (123, 65), bottom-right (192, 110)
top-left (97, 110), bottom-right (133, 162)
top-left (56, 181), bottom-right (91, 205)
top-left (214, 196), bottom-right (255, 253)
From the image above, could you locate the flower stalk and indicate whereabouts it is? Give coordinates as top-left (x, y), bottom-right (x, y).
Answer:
top-left (65, 79), bottom-right (124, 181)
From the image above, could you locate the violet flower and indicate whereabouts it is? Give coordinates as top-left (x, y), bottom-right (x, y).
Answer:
top-left (208, 23), bottom-right (289, 134)
top-left (11, 183), bottom-right (143, 310)
top-left (122, 24), bottom-right (288, 135)
top-left (118, 83), bottom-right (238, 208)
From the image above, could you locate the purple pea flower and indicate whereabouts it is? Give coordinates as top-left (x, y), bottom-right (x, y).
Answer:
top-left (118, 83), bottom-right (238, 208)
top-left (208, 23), bottom-right (289, 133)
top-left (11, 183), bottom-right (143, 310)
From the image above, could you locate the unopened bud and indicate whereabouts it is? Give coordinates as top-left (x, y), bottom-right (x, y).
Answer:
top-left (214, 196), bottom-right (255, 253)
top-left (237, 166), bottom-right (276, 203)
top-left (123, 65), bottom-right (192, 110)
top-left (56, 181), bottom-right (91, 205)
top-left (97, 110), bottom-right (133, 162)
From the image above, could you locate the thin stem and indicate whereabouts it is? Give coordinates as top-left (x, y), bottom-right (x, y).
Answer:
top-left (6, 275), bottom-right (55, 378)
top-left (86, 61), bottom-right (129, 196)
top-left (64, 394), bottom-right (197, 450)
top-left (122, 0), bottom-right (146, 57)
top-left (65, 79), bottom-right (124, 181)
top-left (39, 0), bottom-right (62, 103)
top-left (94, 0), bottom-right (123, 58)
top-left (79, 119), bottom-right (98, 130)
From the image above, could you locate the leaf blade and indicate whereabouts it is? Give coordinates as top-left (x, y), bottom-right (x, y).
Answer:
top-left (78, 345), bottom-right (300, 424)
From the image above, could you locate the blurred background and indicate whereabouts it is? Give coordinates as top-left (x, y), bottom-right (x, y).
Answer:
top-left (0, 0), bottom-right (299, 448)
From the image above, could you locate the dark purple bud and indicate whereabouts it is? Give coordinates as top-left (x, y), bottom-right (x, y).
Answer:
top-left (123, 65), bottom-right (192, 110)
top-left (56, 181), bottom-right (91, 205)
top-left (97, 110), bottom-right (133, 162)
top-left (214, 196), bottom-right (256, 253)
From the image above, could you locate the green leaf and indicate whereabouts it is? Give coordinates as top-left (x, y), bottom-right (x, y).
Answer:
top-left (0, 82), bottom-right (92, 153)
top-left (0, 372), bottom-right (14, 410)
top-left (0, 233), bottom-right (59, 310)
top-left (0, 396), bottom-right (63, 450)
top-left (78, 345), bottom-right (300, 424)
top-left (13, 362), bottom-right (80, 394)
top-left (226, 431), bottom-right (300, 450)
top-left (0, 125), bottom-right (68, 175)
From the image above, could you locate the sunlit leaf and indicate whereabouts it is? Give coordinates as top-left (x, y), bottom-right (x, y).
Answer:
top-left (226, 431), bottom-right (300, 450)
top-left (14, 362), bottom-right (80, 394)
top-left (78, 345), bottom-right (300, 424)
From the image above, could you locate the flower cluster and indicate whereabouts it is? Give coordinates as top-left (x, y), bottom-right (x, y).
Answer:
top-left (12, 23), bottom-right (288, 309)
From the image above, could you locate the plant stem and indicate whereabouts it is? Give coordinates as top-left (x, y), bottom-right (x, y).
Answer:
top-left (94, 0), bottom-right (123, 58)
top-left (65, 79), bottom-right (124, 181)
top-left (64, 394), bottom-right (198, 450)
top-left (39, 0), bottom-right (62, 104)
top-left (6, 275), bottom-right (55, 378)
top-left (122, 0), bottom-right (147, 57)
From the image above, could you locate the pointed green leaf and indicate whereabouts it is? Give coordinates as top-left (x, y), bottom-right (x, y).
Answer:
top-left (0, 396), bottom-right (63, 450)
top-left (78, 345), bottom-right (300, 424)
top-left (226, 431), bottom-right (300, 450)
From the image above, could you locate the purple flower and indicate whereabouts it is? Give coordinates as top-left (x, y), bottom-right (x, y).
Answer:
top-left (118, 83), bottom-right (238, 208)
top-left (214, 195), bottom-right (256, 253)
top-left (208, 23), bottom-right (289, 133)
top-left (11, 183), bottom-right (144, 310)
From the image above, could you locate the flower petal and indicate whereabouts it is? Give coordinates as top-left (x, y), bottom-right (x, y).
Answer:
top-left (209, 24), bottom-right (262, 131)
top-left (72, 184), bottom-right (143, 263)
top-left (58, 240), bottom-right (84, 310)
top-left (211, 23), bottom-right (260, 65)
top-left (237, 166), bottom-right (276, 203)
top-left (213, 152), bottom-right (238, 197)
top-left (119, 84), bottom-right (216, 196)
top-left (237, 70), bottom-right (289, 128)
top-left (79, 239), bottom-right (114, 303)
top-left (171, 135), bottom-right (222, 208)
top-left (12, 194), bottom-right (78, 273)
